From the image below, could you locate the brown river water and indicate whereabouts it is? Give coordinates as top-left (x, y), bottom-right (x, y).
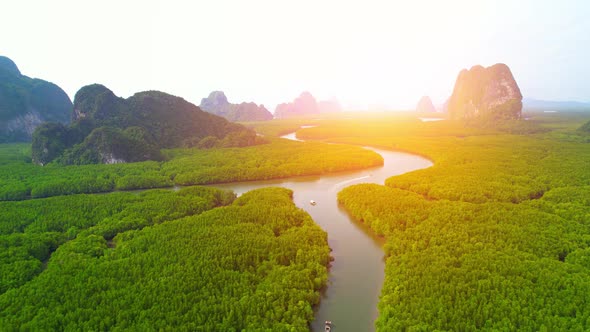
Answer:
top-left (209, 131), bottom-right (432, 331)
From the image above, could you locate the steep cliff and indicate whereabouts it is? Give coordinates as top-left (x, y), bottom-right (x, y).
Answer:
top-left (448, 63), bottom-right (522, 121)
top-left (0, 56), bottom-right (72, 142)
top-left (416, 96), bottom-right (436, 113)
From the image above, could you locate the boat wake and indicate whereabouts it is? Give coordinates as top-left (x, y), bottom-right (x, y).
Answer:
top-left (332, 175), bottom-right (371, 189)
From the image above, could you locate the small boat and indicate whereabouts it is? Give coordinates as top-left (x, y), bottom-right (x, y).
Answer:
top-left (310, 200), bottom-right (317, 206)
top-left (325, 320), bottom-right (332, 331)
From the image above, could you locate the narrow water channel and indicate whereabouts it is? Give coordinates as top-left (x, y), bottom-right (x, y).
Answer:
top-left (211, 131), bottom-right (432, 331)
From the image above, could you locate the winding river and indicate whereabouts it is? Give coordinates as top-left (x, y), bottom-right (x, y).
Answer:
top-left (211, 131), bottom-right (432, 331)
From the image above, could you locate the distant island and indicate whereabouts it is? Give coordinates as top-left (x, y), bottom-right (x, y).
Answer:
top-left (32, 84), bottom-right (258, 165)
top-left (0, 56), bottom-right (72, 142)
top-left (200, 91), bottom-right (273, 122)
top-left (274, 92), bottom-right (341, 118)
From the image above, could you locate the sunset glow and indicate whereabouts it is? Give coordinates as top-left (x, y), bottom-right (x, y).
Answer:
top-left (1, 1), bottom-right (590, 330)
top-left (2, 0), bottom-right (589, 111)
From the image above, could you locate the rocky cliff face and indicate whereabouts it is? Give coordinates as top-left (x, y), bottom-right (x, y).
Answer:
top-left (232, 102), bottom-right (273, 122)
top-left (0, 56), bottom-right (72, 142)
top-left (438, 98), bottom-right (449, 113)
top-left (448, 63), bottom-right (522, 121)
top-left (416, 96), bottom-right (436, 113)
top-left (274, 92), bottom-right (341, 118)
top-left (199, 91), bottom-right (229, 113)
top-left (199, 91), bottom-right (272, 122)
top-left (275, 92), bottom-right (318, 119)
top-left (5, 112), bottom-right (44, 138)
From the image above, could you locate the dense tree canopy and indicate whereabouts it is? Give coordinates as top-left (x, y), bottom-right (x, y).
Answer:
top-left (325, 113), bottom-right (590, 331)
top-left (5, 112), bottom-right (588, 330)
top-left (0, 188), bottom-right (329, 330)
top-left (0, 186), bottom-right (234, 294)
top-left (0, 138), bottom-right (382, 201)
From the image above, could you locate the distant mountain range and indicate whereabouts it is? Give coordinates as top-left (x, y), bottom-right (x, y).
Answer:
top-left (200, 91), bottom-right (272, 122)
top-left (274, 92), bottom-right (342, 118)
top-left (523, 98), bottom-right (590, 111)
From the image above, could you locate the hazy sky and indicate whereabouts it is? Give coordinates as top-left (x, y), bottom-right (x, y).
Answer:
top-left (2, 0), bottom-right (589, 111)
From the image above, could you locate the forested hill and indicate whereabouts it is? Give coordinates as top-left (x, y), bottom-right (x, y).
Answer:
top-left (0, 56), bottom-right (72, 143)
top-left (32, 84), bottom-right (259, 165)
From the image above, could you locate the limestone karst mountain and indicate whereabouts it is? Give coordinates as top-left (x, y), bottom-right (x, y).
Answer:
top-left (416, 96), bottom-right (436, 113)
top-left (274, 92), bottom-right (341, 118)
top-left (200, 91), bottom-right (272, 122)
top-left (448, 63), bottom-right (522, 121)
top-left (0, 56), bottom-right (72, 142)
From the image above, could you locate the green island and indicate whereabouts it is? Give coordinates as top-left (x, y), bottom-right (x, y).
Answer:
top-left (291, 112), bottom-right (590, 331)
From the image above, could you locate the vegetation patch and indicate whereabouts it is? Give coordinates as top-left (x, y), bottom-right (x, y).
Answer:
top-left (0, 188), bottom-right (329, 330)
top-left (0, 138), bottom-right (382, 201)
top-left (327, 113), bottom-right (590, 330)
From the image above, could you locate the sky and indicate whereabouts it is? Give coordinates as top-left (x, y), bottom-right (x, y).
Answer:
top-left (2, 0), bottom-right (590, 111)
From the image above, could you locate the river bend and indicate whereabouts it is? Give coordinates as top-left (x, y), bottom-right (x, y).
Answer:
top-left (212, 132), bottom-right (432, 331)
